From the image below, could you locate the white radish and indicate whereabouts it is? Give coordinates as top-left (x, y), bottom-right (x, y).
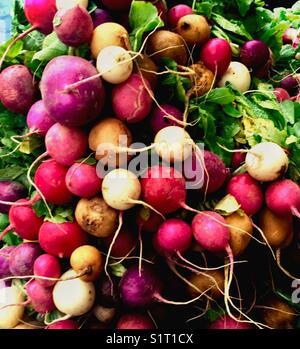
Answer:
top-left (245, 142), bottom-right (288, 182)
top-left (102, 169), bottom-right (141, 211)
top-left (0, 287), bottom-right (25, 329)
top-left (56, 0), bottom-right (88, 10)
top-left (53, 269), bottom-right (95, 317)
top-left (218, 62), bottom-right (251, 92)
top-left (154, 126), bottom-right (193, 163)
top-left (96, 46), bottom-right (133, 84)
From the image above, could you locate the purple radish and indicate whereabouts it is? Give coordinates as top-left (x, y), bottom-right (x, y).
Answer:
top-left (240, 40), bottom-right (270, 70)
top-left (26, 100), bottom-right (55, 137)
top-left (280, 76), bottom-right (299, 95)
top-left (33, 254), bottom-right (61, 287)
top-left (0, 181), bottom-right (27, 213)
top-left (9, 243), bottom-right (42, 276)
top-left (93, 8), bottom-right (112, 28)
top-left (150, 104), bottom-right (183, 134)
top-left (26, 280), bottom-right (56, 314)
top-left (0, 247), bottom-right (15, 278)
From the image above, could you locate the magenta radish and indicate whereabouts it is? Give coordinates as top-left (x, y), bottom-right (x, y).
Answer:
top-left (150, 104), bottom-right (183, 134)
top-left (136, 207), bottom-right (164, 233)
top-left (0, 247), bottom-right (15, 278)
top-left (280, 76), bottom-right (298, 95)
top-left (168, 4), bottom-right (193, 29)
top-left (53, 5), bottom-right (94, 47)
top-left (45, 123), bottom-right (88, 166)
top-left (112, 74), bottom-right (153, 124)
top-left (65, 163), bottom-right (102, 198)
top-left (93, 8), bottom-right (112, 28)
top-left (46, 319), bottom-right (79, 329)
top-left (240, 40), bottom-right (270, 70)
top-left (209, 315), bottom-right (253, 329)
top-left (227, 173), bottom-right (263, 216)
top-left (202, 151), bottom-right (228, 193)
top-left (26, 280), bottom-right (56, 314)
top-left (200, 38), bottom-right (232, 77)
top-left (0, 199), bottom-right (44, 241)
top-left (231, 151), bottom-right (246, 169)
top-left (9, 243), bottom-right (42, 276)
top-left (38, 221), bottom-right (88, 258)
top-left (265, 179), bottom-right (300, 218)
top-left (34, 159), bottom-right (73, 205)
top-left (274, 88), bottom-right (290, 102)
top-left (282, 28), bottom-right (298, 44)
top-left (104, 228), bottom-right (136, 258)
top-left (26, 101), bottom-right (55, 137)
top-left (154, 219), bottom-right (192, 256)
top-left (33, 254), bottom-right (61, 287)
top-left (40, 56), bottom-right (105, 127)
top-left (116, 313), bottom-right (155, 329)
top-left (0, 65), bottom-right (38, 115)
top-left (0, 181), bottom-right (27, 213)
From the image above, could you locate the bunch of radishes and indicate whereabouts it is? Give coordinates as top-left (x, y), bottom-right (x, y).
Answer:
top-left (0, 0), bottom-right (299, 330)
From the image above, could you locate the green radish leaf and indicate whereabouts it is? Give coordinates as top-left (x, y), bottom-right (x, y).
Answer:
top-left (206, 308), bottom-right (226, 322)
top-left (32, 32), bottom-right (68, 62)
top-left (12, 279), bottom-right (27, 296)
top-left (2, 231), bottom-right (23, 246)
top-left (19, 136), bottom-right (43, 154)
top-left (223, 104), bottom-right (242, 118)
top-left (0, 214), bottom-right (9, 231)
top-left (110, 264), bottom-right (127, 278)
top-left (75, 157), bottom-right (97, 166)
top-left (129, 0), bottom-right (164, 51)
top-left (236, 0), bottom-right (254, 17)
top-left (44, 310), bottom-right (66, 324)
top-left (214, 194), bottom-right (241, 216)
top-left (211, 13), bottom-right (252, 40)
top-left (204, 88), bottom-right (236, 105)
top-left (280, 100), bottom-right (295, 125)
top-left (0, 166), bottom-right (26, 181)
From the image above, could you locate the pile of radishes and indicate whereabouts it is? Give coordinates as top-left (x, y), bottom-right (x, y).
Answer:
top-left (0, 0), bottom-right (299, 330)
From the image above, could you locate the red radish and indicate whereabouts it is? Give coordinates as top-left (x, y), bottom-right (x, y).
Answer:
top-left (202, 151), bottom-right (228, 193)
top-left (209, 315), bottom-right (253, 329)
top-left (136, 207), bottom-right (164, 233)
top-left (265, 179), bottom-right (300, 218)
top-left (93, 8), bottom-right (112, 28)
top-left (0, 199), bottom-right (44, 241)
top-left (0, 181), bottom-right (27, 214)
top-left (9, 243), bottom-right (42, 276)
top-left (168, 4), bottom-right (193, 29)
top-left (39, 221), bottom-right (88, 258)
top-left (274, 88), bottom-right (290, 102)
top-left (46, 320), bottom-right (79, 329)
top-left (26, 280), bottom-right (56, 314)
top-left (150, 104), bottom-right (183, 134)
top-left (240, 40), bottom-right (270, 70)
top-left (0, 65), bottom-right (38, 115)
top-left (45, 123), bottom-right (88, 166)
top-left (283, 28), bottom-right (298, 44)
top-left (116, 313), bottom-right (155, 329)
top-left (104, 229), bottom-right (136, 258)
top-left (26, 101), bottom-right (55, 137)
top-left (112, 74), bottom-right (153, 124)
top-left (0, 247), bottom-right (15, 278)
top-left (141, 165), bottom-right (186, 215)
top-left (227, 173), bottom-right (263, 216)
top-left (66, 163), bottom-right (102, 198)
top-left (231, 151), bottom-right (246, 169)
top-left (34, 159), bottom-right (73, 205)
top-left (280, 76), bottom-right (298, 94)
top-left (101, 0), bottom-right (132, 11)
top-left (293, 37), bottom-right (299, 49)
top-left (200, 38), bottom-right (232, 77)
top-left (33, 254), bottom-right (61, 287)
top-left (155, 219), bottom-right (192, 255)
top-left (40, 56), bottom-right (105, 127)
top-left (0, 0), bottom-right (57, 69)
top-left (53, 6), bottom-right (94, 47)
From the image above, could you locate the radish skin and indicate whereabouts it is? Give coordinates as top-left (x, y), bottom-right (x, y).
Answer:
top-left (218, 62), bottom-right (251, 92)
top-left (0, 287), bottom-right (25, 329)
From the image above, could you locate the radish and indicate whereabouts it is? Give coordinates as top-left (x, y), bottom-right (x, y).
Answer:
top-left (46, 319), bottom-right (79, 329)
top-left (93, 305), bottom-right (116, 324)
top-left (26, 280), bottom-right (56, 314)
top-left (283, 28), bottom-right (298, 44)
top-left (96, 46), bottom-right (133, 84)
top-left (280, 75), bottom-right (298, 94)
top-left (265, 179), bottom-right (300, 218)
top-left (104, 228), bottom-right (136, 258)
top-left (176, 14), bottom-right (211, 46)
top-left (34, 159), bottom-right (73, 205)
top-left (231, 151), bottom-right (246, 169)
top-left (168, 4), bottom-right (193, 29)
top-left (33, 254), bottom-right (61, 287)
top-left (245, 142), bottom-right (288, 182)
top-left (40, 56), bottom-right (105, 127)
top-left (26, 101), bottom-right (56, 137)
top-left (150, 104), bottom-right (183, 134)
top-left (209, 315), bottom-right (253, 329)
top-left (0, 286), bottom-right (25, 329)
top-left (93, 8), bottom-right (112, 28)
top-left (0, 65), bottom-right (38, 115)
top-left (154, 219), bottom-right (192, 256)
top-left (227, 173), bottom-right (263, 216)
top-left (112, 74), bottom-right (153, 124)
top-left (56, 0), bottom-right (88, 10)
top-left (53, 5), bottom-right (94, 47)
top-left (9, 243), bottom-right (42, 276)
top-left (200, 38), bottom-right (232, 77)
top-left (136, 207), bottom-right (164, 233)
top-left (102, 169), bottom-right (141, 211)
top-left (116, 313), bottom-right (155, 329)
top-left (0, 247), bottom-right (15, 278)
top-left (45, 123), bottom-right (88, 167)
top-left (0, 199), bottom-right (44, 241)
top-left (53, 269), bottom-right (95, 316)
top-left (0, 181), bottom-right (27, 214)
top-left (101, 0), bottom-right (132, 11)
top-left (218, 62), bottom-right (251, 92)
top-left (39, 221), bottom-right (88, 258)
top-left (0, 0), bottom-right (57, 69)
top-left (240, 40), bottom-right (270, 70)
top-left (66, 163), bottom-right (102, 198)
top-left (274, 88), bottom-right (291, 102)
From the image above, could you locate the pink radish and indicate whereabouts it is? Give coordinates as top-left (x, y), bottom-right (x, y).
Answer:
top-left (168, 4), bottom-right (193, 29)
top-left (46, 319), bottom-right (79, 329)
top-left (150, 104), bottom-right (183, 134)
top-left (33, 254), bottom-right (61, 287)
top-left (26, 280), bottom-right (56, 314)
top-left (38, 221), bottom-right (88, 258)
top-left (274, 88), bottom-right (290, 102)
top-left (26, 100), bottom-right (56, 137)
